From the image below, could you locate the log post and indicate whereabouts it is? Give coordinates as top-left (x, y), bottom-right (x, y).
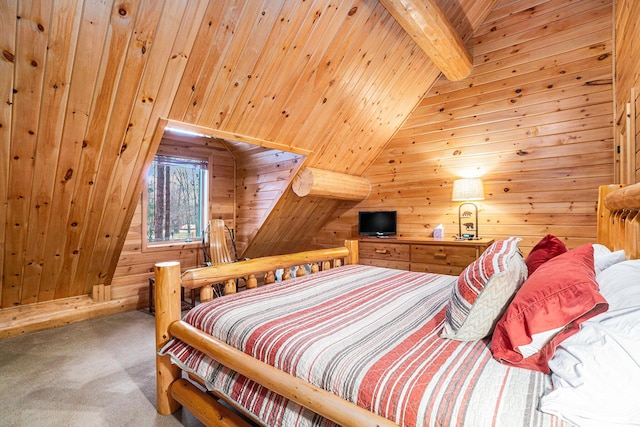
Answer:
top-left (296, 265), bottom-right (306, 277)
top-left (283, 268), bottom-right (291, 281)
top-left (322, 261), bottom-right (331, 271)
top-left (310, 263), bottom-right (319, 274)
top-left (200, 285), bottom-right (213, 303)
top-left (627, 211), bottom-right (639, 259)
top-left (224, 279), bottom-right (236, 295)
top-left (247, 274), bottom-right (259, 288)
top-left (292, 167), bottom-right (370, 201)
top-left (345, 240), bottom-right (358, 265)
top-left (263, 271), bottom-right (275, 285)
top-left (154, 261), bottom-right (182, 415)
top-left (597, 185), bottom-right (624, 249)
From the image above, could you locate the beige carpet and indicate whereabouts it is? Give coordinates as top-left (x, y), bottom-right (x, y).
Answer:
top-left (0, 310), bottom-right (203, 427)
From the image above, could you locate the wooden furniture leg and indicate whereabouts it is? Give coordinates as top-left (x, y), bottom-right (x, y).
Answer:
top-left (154, 261), bottom-right (182, 415)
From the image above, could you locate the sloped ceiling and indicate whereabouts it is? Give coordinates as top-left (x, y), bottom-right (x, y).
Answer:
top-left (0, 0), bottom-right (496, 306)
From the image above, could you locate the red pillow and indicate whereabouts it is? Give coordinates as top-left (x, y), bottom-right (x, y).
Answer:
top-left (525, 234), bottom-right (567, 275)
top-left (490, 243), bottom-right (608, 373)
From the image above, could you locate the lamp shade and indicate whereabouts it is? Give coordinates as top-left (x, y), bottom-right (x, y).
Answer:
top-left (452, 178), bottom-right (484, 201)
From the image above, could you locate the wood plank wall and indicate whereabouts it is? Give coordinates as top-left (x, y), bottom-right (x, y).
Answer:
top-left (316, 0), bottom-right (615, 254)
top-left (232, 145), bottom-right (304, 257)
top-left (615, 0), bottom-right (640, 183)
top-left (110, 134), bottom-right (235, 308)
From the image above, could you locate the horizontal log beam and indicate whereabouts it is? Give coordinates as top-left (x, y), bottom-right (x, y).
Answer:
top-left (292, 167), bottom-right (371, 200)
top-left (605, 183), bottom-right (640, 210)
top-left (171, 379), bottom-right (252, 427)
top-left (180, 244), bottom-right (355, 290)
top-left (379, 0), bottom-right (472, 81)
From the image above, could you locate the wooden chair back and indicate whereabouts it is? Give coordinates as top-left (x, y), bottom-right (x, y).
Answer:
top-left (207, 219), bottom-right (235, 265)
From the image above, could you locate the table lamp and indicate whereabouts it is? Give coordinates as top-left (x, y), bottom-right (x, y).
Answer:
top-left (452, 178), bottom-right (484, 240)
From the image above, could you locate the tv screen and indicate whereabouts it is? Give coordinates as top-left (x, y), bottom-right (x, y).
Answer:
top-left (358, 211), bottom-right (397, 237)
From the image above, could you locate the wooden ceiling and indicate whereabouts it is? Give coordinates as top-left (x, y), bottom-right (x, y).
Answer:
top-left (0, 0), bottom-right (497, 306)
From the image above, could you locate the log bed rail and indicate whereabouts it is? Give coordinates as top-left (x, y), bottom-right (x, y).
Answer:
top-left (155, 183), bottom-right (640, 427)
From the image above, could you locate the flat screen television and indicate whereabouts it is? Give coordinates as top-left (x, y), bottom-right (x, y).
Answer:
top-left (358, 211), bottom-right (397, 237)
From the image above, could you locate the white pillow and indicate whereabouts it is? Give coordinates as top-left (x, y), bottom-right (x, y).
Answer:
top-left (596, 259), bottom-right (640, 309)
top-left (540, 307), bottom-right (640, 427)
top-left (592, 243), bottom-right (626, 275)
top-left (540, 260), bottom-right (640, 426)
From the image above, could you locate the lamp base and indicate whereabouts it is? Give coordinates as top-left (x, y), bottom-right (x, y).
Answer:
top-left (455, 234), bottom-right (478, 241)
top-left (458, 202), bottom-right (480, 242)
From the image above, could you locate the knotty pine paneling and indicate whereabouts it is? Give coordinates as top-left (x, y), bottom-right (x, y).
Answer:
top-left (233, 144), bottom-right (304, 257)
top-left (316, 0), bottom-right (615, 256)
top-left (4, 0), bottom-right (498, 309)
top-left (615, 0), bottom-right (640, 183)
top-left (0, 1), bottom-right (16, 308)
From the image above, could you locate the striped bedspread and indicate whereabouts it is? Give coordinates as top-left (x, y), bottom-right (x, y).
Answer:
top-left (161, 264), bottom-right (567, 427)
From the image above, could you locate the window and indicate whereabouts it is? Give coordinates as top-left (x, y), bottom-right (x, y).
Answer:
top-left (146, 155), bottom-right (208, 246)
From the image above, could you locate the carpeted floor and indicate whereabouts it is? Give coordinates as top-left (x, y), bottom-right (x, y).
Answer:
top-left (0, 310), bottom-right (204, 427)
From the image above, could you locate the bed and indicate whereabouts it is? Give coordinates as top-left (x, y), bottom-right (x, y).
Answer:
top-left (154, 183), bottom-right (640, 427)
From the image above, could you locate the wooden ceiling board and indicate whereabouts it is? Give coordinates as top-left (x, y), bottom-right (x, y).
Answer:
top-left (23, 0), bottom-right (83, 305)
top-left (470, 1), bottom-right (611, 58)
top-left (167, 0), bottom-right (230, 121)
top-left (99, 0), bottom-right (204, 289)
top-left (233, 1), bottom-right (378, 145)
top-left (220, 1), bottom-right (321, 135)
top-left (63, 0), bottom-right (167, 299)
top-left (218, 0), bottom-right (332, 138)
top-left (36, 0), bottom-right (114, 305)
top-left (267, 2), bottom-right (393, 152)
top-left (187, 1), bottom-right (276, 126)
top-left (483, 0), bottom-right (549, 23)
top-left (0, 1), bottom-right (15, 308)
top-left (5, 1), bottom-right (53, 307)
top-left (198, 0), bottom-right (292, 130)
top-left (288, 10), bottom-right (413, 169)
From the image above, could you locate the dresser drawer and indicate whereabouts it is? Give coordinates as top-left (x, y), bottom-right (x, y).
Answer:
top-left (359, 241), bottom-right (410, 261)
top-left (410, 244), bottom-right (477, 268)
top-left (410, 262), bottom-right (464, 276)
top-left (361, 258), bottom-right (411, 270)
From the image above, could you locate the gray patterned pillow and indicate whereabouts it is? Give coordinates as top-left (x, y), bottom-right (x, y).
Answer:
top-left (441, 237), bottom-right (527, 341)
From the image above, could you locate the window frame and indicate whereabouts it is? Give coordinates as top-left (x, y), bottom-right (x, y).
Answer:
top-left (141, 153), bottom-right (210, 253)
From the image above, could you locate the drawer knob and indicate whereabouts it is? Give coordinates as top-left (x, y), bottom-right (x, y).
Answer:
top-left (434, 252), bottom-right (448, 260)
top-left (375, 248), bottom-right (390, 254)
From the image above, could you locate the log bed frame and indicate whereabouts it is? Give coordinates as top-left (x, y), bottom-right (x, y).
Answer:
top-left (155, 183), bottom-right (640, 427)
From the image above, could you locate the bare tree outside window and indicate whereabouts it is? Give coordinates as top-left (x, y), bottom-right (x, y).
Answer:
top-left (147, 155), bottom-right (208, 244)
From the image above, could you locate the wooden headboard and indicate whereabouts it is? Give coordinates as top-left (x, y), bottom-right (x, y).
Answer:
top-left (597, 183), bottom-right (640, 259)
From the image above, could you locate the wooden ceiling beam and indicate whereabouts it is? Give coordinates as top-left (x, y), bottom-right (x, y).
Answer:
top-left (379, 0), bottom-right (472, 81)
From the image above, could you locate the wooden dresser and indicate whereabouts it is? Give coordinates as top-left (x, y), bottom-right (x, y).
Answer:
top-left (358, 237), bottom-right (494, 276)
